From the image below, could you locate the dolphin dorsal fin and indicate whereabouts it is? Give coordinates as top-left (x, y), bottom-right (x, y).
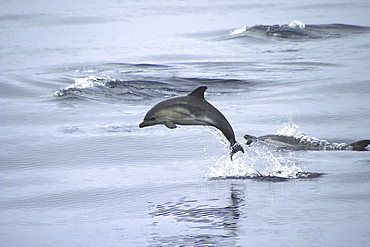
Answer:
top-left (188, 86), bottom-right (207, 99)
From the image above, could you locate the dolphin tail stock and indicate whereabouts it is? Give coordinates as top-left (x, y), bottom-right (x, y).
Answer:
top-left (230, 142), bottom-right (244, 160)
top-left (349, 140), bottom-right (370, 151)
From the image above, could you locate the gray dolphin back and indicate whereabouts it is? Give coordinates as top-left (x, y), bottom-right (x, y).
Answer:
top-left (188, 87), bottom-right (237, 145)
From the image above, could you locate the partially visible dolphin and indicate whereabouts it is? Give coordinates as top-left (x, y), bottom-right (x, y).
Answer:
top-left (139, 86), bottom-right (244, 159)
top-left (244, 134), bottom-right (370, 151)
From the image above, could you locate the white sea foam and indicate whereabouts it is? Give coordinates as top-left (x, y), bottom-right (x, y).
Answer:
top-left (288, 20), bottom-right (306, 29)
top-left (229, 26), bottom-right (247, 35)
top-left (275, 122), bottom-right (353, 150)
top-left (54, 76), bottom-right (115, 97)
top-left (208, 144), bottom-right (304, 180)
top-left (65, 76), bottom-right (113, 90)
top-left (276, 122), bottom-right (300, 136)
top-left (205, 124), bottom-right (308, 180)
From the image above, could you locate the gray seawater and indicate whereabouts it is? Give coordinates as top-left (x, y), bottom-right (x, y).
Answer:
top-left (1, 0), bottom-right (370, 246)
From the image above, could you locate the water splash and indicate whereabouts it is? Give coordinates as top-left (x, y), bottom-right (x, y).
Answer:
top-left (206, 126), bottom-right (319, 181)
top-left (276, 122), bottom-right (300, 136)
top-left (275, 123), bottom-right (356, 150)
top-left (208, 145), bottom-right (315, 181)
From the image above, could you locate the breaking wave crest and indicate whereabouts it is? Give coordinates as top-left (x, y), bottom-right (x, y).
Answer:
top-left (229, 20), bottom-right (370, 40)
top-left (54, 76), bottom-right (179, 102)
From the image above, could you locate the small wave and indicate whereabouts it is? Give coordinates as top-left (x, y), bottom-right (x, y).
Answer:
top-left (230, 20), bottom-right (305, 36)
top-left (53, 76), bottom-right (179, 102)
top-left (229, 20), bottom-right (320, 39)
top-left (229, 21), bottom-right (370, 40)
top-left (53, 75), bottom-right (252, 102)
top-left (59, 123), bottom-right (139, 136)
top-left (170, 77), bottom-right (251, 93)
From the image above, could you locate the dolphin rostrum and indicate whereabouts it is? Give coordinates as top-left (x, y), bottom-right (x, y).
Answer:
top-left (139, 86), bottom-right (244, 159)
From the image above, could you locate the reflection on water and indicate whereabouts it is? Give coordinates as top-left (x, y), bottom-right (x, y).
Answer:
top-left (148, 183), bottom-right (245, 246)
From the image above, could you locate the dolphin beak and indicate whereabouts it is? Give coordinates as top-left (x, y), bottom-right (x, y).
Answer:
top-left (139, 121), bottom-right (148, 128)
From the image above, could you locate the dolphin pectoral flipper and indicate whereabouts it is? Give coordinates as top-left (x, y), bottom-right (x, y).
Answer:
top-left (164, 120), bottom-right (177, 129)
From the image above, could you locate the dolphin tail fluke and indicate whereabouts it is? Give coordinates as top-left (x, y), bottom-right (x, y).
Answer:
top-left (230, 142), bottom-right (244, 160)
top-left (349, 140), bottom-right (370, 151)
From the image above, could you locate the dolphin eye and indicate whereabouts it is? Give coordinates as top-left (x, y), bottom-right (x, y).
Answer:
top-left (147, 116), bottom-right (156, 121)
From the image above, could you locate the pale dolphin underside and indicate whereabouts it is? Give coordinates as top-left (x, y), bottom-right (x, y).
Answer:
top-left (244, 134), bottom-right (370, 151)
top-left (139, 86), bottom-right (244, 159)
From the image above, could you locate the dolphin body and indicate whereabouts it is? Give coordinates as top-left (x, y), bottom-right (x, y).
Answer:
top-left (244, 134), bottom-right (370, 151)
top-left (139, 86), bottom-right (244, 159)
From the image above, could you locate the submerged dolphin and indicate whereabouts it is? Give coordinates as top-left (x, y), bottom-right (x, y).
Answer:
top-left (139, 86), bottom-right (244, 159)
top-left (244, 134), bottom-right (370, 151)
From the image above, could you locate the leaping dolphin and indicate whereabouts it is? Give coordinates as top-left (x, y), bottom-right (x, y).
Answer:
top-left (139, 86), bottom-right (244, 159)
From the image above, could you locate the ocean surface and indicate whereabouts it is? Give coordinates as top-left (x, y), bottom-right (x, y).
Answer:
top-left (1, 0), bottom-right (370, 246)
